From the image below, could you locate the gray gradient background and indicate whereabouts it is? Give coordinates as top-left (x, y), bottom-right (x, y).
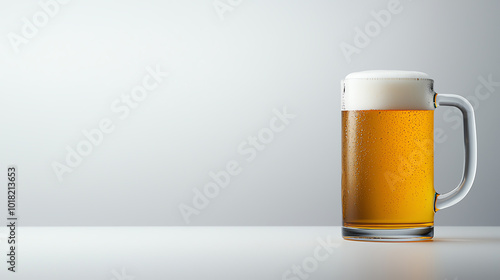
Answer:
top-left (0, 0), bottom-right (499, 226)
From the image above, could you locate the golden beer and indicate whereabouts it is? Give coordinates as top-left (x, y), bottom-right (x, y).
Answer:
top-left (342, 110), bottom-right (435, 229)
top-left (341, 70), bottom-right (477, 241)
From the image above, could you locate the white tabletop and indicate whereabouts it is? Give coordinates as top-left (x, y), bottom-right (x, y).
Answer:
top-left (0, 227), bottom-right (499, 280)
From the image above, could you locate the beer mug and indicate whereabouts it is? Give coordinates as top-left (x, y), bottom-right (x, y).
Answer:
top-left (341, 70), bottom-right (477, 241)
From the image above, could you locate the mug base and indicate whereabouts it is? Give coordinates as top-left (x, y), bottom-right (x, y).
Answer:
top-left (342, 226), bottom-right (433, 242)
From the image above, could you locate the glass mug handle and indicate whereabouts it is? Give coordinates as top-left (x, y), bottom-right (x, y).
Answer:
top-left (434, 93), bottom-right (478, 210)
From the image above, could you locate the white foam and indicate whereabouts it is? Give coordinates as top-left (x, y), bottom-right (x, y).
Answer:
top-left (345, 70), bottom-right (431, 80)
top-left (342, 70), bottom-right (435, 111)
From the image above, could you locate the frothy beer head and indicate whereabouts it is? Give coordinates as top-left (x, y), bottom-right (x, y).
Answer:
top-left (342, 70), bottom-right (435, 111)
